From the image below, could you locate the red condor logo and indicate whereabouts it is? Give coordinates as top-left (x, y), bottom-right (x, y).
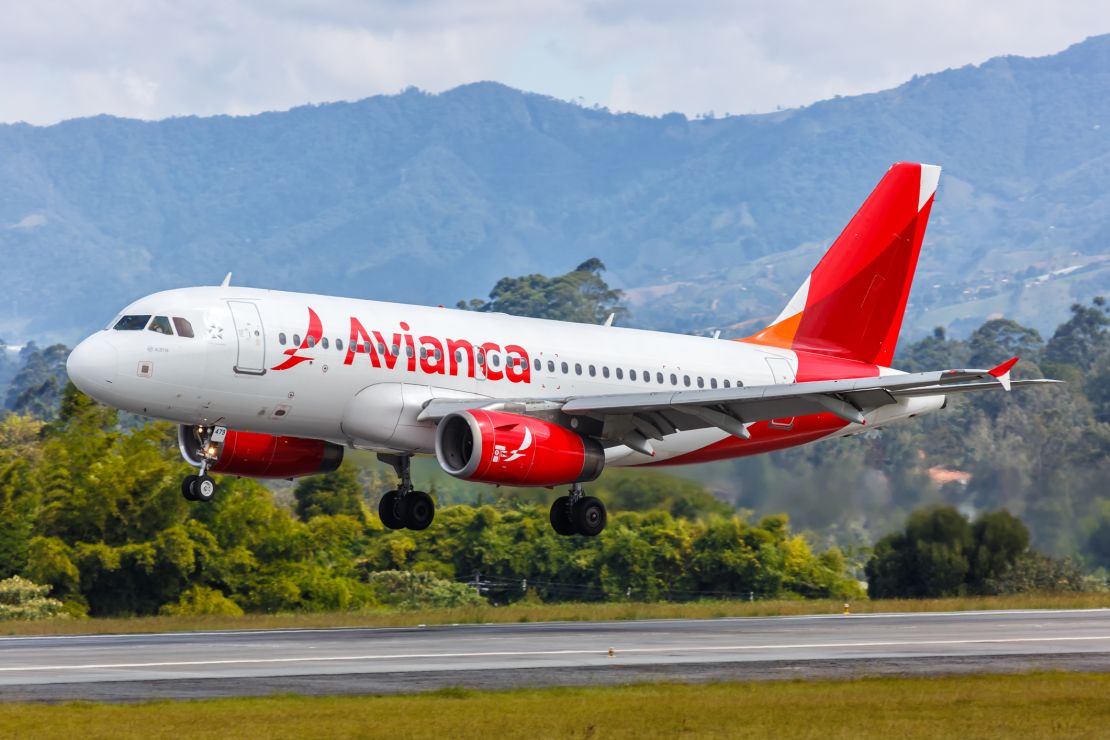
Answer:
top-left (271, 307), bottom-right (323, 371)
top-left (271, 307), bottom-right (532, 384)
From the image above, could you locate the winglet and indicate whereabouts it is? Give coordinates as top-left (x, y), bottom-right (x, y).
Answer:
top-left (989, 356), bottom-right (1019, 391)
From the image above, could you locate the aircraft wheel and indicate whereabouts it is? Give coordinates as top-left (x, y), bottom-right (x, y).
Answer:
top-left (378, 490), bottom-right (406, 530)
top-left (403, 491), bottom-right (435, 531)
top-left (549, 496), bottom-right (576, 536)
top-left (573, 496), bottom-right (607, 537)
top-left (182, 475), bottom-right (198, 502)
top-left (190, 474), bottom-right (216, 503)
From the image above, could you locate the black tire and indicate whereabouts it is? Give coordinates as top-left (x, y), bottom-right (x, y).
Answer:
top-left (403, 490), bottom-right (435, 531)
top-left (378, 490), bottom-right (406, 530)
top-left (190, 475), bottom-right (216, 503)
top-left (573, 496), bottom-right (607, 537)
top-left (182, 475), bottom-right (199, 502)
top-left (549, 496), bottom-right (576, 536)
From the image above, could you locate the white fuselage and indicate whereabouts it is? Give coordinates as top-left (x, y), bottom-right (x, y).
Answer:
top-left (66, 286), bottom-right (942, 467)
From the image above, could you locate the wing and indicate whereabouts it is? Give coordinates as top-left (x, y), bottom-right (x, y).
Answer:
top-left (417, 358), bottom-right (1060, 456)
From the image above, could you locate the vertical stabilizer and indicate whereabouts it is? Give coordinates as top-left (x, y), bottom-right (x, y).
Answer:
top-left (745, 162), bottom-right (940, 366)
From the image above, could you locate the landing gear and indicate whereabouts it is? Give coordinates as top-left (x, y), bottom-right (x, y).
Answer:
top-left (181, 426), bottom-right (223, 503)
top-left (377, 453), bottom-right (435, 531)
top-left (550, 484), bottom-right (607, 537)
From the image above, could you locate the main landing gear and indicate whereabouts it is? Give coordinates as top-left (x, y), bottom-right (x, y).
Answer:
top-left (377, 453), bottom-right (435, 531)
top-left (550, 483), bottom-right (607, 537)
top-left (182, 425), bottom-right (222, 503)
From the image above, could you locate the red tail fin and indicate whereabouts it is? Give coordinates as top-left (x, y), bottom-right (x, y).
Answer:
top-left (745, 162), bottom-right (940, 366)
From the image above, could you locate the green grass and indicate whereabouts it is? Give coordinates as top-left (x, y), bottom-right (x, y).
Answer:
top-left (3, 592), bottom-right (1109, 637)
top-left (3, 673), bottom-right (1109, 738)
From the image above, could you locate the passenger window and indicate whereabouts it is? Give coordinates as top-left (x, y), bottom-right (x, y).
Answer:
top-left (392, 344), bottom-right (400, 355)
top-left (575, 363), bottom-right (582, 375)
top-left (616, 368), bottom-right (624, 380)
top-left (336, 339), bottom-right (344, 351)
top-left (723, 380), bottom-right (730, 388)
top-left (322, 337), bottom-right (329, 350)
top-left (670, 374), bottom-right (678, 385)
top-left (492, 354), bottom-right (501, 368)
top-left (279, 332), bottom-right (287, 346)
top-left (172, 317), bottom-right (195, 338)
top-left (293, 334), bottom-right (301, 346)
top-left (736, 380), bottom-right (744, 387)
top-left (697, 377), bottom-right (704, 388)
top-left (457, 350), bottom-right (466, 363)
top-left (644, 372), bottom-right (650, 383)
top-left (148, 316), bottom-right (173, 335)
top-left (379, 343), bottom-right (387, 354)
top-left (306, 336), bottom-right (316, 348)
top-left (710, 378), bottom-right (718, 389)
top-left (630, 369), bottom-right (638, 381)
top-left (114, 315), bottom-right (151, 331)
top-left (657, 372), bottom-right (664, 384)
top-left (603, 367), bottom-right (610, 378)
top-left (548, 360), bottom-right (555, 372)
top-left (589, 365), bottom-right (596, 377)
top-left (561, 362), bottom-right (568, 374)
top-left (406, 345), bottom-right (415, 358)
top-left (684, 375), bottom-right (691, 387)
top-left (534, 358), bottom-right (542, 371)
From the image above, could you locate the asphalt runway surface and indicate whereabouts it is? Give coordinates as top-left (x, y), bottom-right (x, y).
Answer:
top-left (2, 608), bottom-right (1109, 702)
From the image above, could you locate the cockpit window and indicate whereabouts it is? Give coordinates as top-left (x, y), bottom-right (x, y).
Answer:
top-left (173, 317), bottom-right (195, 338)
top-left (148, 316), bottom-right (174, 335)
top-left (114, 315), bottom-right (151, 331)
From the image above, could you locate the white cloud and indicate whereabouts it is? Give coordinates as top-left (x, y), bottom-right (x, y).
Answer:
top-left (0, 0), bottom-right (1107, 124)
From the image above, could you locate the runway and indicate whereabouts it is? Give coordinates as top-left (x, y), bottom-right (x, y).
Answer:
top-left (2, 608), bottom-right (1109, 702)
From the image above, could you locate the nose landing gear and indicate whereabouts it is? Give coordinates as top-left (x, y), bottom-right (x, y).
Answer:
top-left (377, 453), bottom-right (435, 531)
top-left (181, 425), bottom-right (224, 503)
top-left (549, 483), bottom-right (607, 537)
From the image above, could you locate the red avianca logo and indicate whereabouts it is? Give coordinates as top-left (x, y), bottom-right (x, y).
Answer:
top-left (271, 307), bottom-right (323, 371)
top-left (271, 307), bottom-right (532, 384)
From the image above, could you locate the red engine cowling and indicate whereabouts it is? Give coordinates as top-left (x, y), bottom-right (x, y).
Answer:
top-left (178, 426), bottom-right (344, 479)
top-left (435, 410), bottom-right (604, 487)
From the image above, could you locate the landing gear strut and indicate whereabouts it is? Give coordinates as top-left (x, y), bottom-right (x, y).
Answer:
top-left (377, 453), bottom-right (435, 531)
top-left (550, 483), bottom-right (607, 537)
top-left (182, 426), bottom-right (222, 503)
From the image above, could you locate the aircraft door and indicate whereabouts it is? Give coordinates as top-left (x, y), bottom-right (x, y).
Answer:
top-left (228, 301), bottom-right (266, 375)
top-left (765, 356), bottom-right (796, 429)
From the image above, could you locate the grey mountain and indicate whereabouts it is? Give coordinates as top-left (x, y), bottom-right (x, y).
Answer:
top-left (2, 35), bottom-right (1109, 344)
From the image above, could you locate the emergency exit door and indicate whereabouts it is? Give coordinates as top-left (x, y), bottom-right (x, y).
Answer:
top-left (228, 301), bottom-right (266, 375)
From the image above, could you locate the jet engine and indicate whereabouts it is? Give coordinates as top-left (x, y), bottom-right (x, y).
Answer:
top-left (435, 409), bottom-right (604, 487)
top-left (178, 426), bottom-right (344, 479)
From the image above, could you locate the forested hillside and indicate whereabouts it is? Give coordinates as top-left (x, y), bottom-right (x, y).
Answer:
top-left (2, 36), bottom-right (1110, 342)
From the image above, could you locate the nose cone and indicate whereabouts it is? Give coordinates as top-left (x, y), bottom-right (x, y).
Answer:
top-left (66, 334), bottom-right (118, 397)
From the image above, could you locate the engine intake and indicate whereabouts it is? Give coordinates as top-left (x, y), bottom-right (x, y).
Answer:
top-left (178, 426), bottom-right (344, 479)
top-left (435, 410), bottom-right (604, 487)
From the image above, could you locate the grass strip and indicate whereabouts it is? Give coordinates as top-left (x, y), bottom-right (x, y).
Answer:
top-left (2, 672), bottom-right (1110, 739)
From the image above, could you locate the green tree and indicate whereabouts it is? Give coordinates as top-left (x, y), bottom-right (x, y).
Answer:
top-left (458, 259), bottom-right (627, 324)
top-left (1044, 297), bottom-right (1109, 372)
top-left (293, 465), bottom-right (366, 522)
top-left (966, 319), bottom-right (1043, 369)
top-left (5, 343), bottom-right (70, 419)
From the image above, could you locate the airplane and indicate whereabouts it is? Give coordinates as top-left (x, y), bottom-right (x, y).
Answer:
top-left (66, 162), bottom-right (1057, 537)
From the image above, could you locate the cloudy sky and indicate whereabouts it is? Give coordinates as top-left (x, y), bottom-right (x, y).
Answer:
top-left (2, 1), bottom-right (1108, 125)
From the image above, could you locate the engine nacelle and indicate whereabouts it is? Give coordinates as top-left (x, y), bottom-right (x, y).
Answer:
top-left (435, 410), bottom-right (604, 487)
top-left (178, 426), bottom-right (344, 479)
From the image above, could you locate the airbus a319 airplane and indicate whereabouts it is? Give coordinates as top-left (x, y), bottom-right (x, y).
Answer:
top-left (67, 163), bottom-right (1055, 537)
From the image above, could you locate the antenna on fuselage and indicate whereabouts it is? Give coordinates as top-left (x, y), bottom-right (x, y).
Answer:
top-left (712, 330), bottom-right (721, 339)
top-left (603, 313), bottom-right (615, 327)
top-left (220, 272), bottom-right (232, 288)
